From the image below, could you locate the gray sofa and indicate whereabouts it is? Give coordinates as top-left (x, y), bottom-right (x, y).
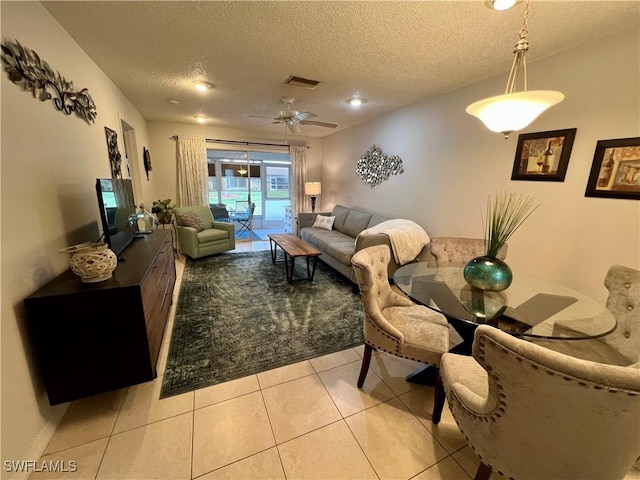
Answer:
top-left (298, 204), bottom-right (431, 284)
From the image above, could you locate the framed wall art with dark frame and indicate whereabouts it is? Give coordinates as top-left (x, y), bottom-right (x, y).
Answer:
top-left (585, 137), bottom-right (640, 200)
top-left (511, 128), bottom-right (577, 182)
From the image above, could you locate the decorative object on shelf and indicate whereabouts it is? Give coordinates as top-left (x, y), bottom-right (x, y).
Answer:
top-left (1, 39), bottom-right (97, 124)
top-left (304, 182), bottom-right (322, 212)
top-left (511, 128), bottom-right (577, 182)
top-left (585, 137), bottom-right (640, 200)
top-left (151, 198), bottom-right (176, 224)
top-left (356, 144), bottom-right (403, 188)
top-left (466, 0), bottom-right (564, 138)
top-left (104, 127), bottom-right (123, 179)
top-left (464, 191), bottom-right (539, 291)
top-left (128, 204), bottom-right (154, 233)
top-left (143, 147), bottom-right (152, 180)
top-left (58, 242), bottom-right (117, 283)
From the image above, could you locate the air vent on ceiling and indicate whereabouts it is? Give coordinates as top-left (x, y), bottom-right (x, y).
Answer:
top-left (285, 75), bottom-right (320, 90)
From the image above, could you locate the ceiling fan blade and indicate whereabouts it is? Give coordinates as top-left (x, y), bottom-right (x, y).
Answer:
top-left (295, 111), bottom-right (317, 121)
top-left (299, 120), bottom-right (338, 128)
top-left (245, 114), bottom-right (276, 119)
top-left (288, 123), bottom-right (301, 134)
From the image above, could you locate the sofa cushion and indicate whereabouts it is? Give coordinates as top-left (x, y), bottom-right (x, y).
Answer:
top-left (302, 228), bottom-right (355, 265)
top-left (312, 215), bottom-right (335, 231)
top-left (342, 210), bottom-right (372, 238)
top-left (331, 205), bottom-right (351, 233)
top-left (179, 212), bottom-right (205, 232)
top-left (368, 214), bottom-right (389, 228)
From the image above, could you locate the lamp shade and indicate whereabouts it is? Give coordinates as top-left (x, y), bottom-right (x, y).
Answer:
top-left (304, 182), bottom-right (322, 196)
top-left (466, 90), bottom-right (564, 138)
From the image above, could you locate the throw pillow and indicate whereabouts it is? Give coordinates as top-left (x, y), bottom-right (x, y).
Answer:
top-left (178, 212), bottom-right (205, 232)
top-left (312, 215), bottom-right (335, 231)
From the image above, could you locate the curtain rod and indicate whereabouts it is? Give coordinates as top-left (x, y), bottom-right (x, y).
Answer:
top-left (169, 136), bottom-right (309, 149)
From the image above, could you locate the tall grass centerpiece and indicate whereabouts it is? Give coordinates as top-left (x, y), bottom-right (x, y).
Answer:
top-left (464, 191), bottom-right (539, 291)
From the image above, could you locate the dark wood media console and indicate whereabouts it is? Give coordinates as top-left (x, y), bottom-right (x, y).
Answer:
top-left (24, 230), bottom-right (176, 405)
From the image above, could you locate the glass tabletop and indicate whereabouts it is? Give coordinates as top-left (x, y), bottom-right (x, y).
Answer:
top-left (393, 263), bottom-right (617, 340)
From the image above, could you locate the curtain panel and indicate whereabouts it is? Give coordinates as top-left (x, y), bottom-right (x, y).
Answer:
top-left (176, 136), bottom-right (208, 207)
top-left (290, 145), bottom-right (308, 219)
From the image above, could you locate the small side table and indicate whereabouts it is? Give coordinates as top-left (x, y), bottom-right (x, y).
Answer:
top-left (155, 220), bottom-right (179, 258)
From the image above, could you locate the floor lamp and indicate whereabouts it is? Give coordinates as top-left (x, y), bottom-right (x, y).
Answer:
top-left (304, 182), bottom-right (321, 213)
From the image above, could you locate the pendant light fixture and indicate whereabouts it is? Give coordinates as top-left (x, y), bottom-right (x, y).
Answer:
top-left (466, 0), bottom-right (564, 139)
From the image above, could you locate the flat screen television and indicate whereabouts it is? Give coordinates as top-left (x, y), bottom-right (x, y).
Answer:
top-left (96, 178), bottom-right (137, 257)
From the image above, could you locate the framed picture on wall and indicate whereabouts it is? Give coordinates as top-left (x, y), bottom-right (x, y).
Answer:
top-left (511, 128), bottom-right (577, 182)
top-left (585, 137), bottom-right (640, 200)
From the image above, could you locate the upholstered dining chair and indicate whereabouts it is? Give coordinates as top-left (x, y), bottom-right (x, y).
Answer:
top-left (351, 245), bottom-right (450, 423)
top-left (174, 205), bottom-right (235, 259)
top-left (441, 324), bottom-right (640, 480)
top-left (533, 264), bottom-right (640, 366)
top-left (429, 237), bottom-right (507, 267)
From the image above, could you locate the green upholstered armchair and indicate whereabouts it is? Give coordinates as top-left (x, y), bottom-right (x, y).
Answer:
top-left (174, 205), bottom-right (235, 259)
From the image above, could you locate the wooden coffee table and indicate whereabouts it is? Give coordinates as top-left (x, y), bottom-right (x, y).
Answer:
top-left (268, 234), bottom-right (322, 284)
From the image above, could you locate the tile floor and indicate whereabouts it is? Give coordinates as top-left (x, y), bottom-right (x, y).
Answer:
top-left (31, 241), bottom-right (640, 480)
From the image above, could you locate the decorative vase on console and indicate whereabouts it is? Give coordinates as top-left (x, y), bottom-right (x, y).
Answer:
top-left (59, 242), bottom-right (118, 283)
top-left (463, 191), bottom-right (539, 292)
top-left (128, 204), bottom-right (154, 233)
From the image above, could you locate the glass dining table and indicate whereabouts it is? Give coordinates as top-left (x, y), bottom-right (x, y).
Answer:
top-left (393, 263), bottom-right (617, 357)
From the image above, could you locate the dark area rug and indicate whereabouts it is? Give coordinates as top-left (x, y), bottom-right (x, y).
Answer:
top-left (160, 251), bottom-right (364, 398)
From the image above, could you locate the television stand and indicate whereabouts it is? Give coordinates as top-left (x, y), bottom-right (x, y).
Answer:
top-left (23, 230), bottom-right (176, 405)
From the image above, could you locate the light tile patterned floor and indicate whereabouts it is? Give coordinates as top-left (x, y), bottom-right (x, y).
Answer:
top-left (30, 242), bottom-right (640, 480)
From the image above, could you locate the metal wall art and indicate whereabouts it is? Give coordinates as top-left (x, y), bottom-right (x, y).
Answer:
top-left (105, 127), bottom-right (123, 179)
top-left (1, 39), bottom-right (97, 124)
top-left (356, 144), bottom-right (404, 188)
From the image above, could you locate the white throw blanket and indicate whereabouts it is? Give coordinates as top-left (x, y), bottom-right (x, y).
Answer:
top-left (357, 219), bottom-right (430, 265)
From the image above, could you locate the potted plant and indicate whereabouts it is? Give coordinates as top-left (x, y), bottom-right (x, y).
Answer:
top-left (151, 198), bottom-right (176, 224)
top-left (463, 191), bottom-right (539, 291)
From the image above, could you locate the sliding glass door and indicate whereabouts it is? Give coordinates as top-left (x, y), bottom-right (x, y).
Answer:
top-left (207, 148), bottom-right (291, 230)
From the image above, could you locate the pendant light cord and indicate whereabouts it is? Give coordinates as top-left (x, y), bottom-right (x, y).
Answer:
top-left (504, 0), bottom-right (531, 95)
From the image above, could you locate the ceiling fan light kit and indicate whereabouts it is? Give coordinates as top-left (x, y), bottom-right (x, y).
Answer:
top-left (467, 0), bottom-right (564, 138)
top-left (246, 96), bottom-right (338, 134)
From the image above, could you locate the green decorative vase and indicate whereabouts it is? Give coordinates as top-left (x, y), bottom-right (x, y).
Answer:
top-left (463, 256), bottom-right (513, 292)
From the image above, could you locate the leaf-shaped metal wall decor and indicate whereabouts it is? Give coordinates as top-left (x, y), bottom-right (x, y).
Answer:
top-left (355, 144), bottom-right (404, 188)
top-left (1, 39), bottom-right (97, 124)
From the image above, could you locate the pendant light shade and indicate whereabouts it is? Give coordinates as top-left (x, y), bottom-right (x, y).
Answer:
top-left (466, 90), bottom-right (564, 138)
top-left (467, 0), bottom-right (564, 138)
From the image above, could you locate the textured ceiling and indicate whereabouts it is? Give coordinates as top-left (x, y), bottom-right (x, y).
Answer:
top-left (42, 1), bottom-right (640, 138)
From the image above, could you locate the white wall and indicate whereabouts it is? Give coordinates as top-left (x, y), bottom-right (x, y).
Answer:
top-left (146, 122), bottom-right (324, 211)
top-left (1, 3), bottom-right (152, 474)
top-left (321, 28), bottom-right (640, 303)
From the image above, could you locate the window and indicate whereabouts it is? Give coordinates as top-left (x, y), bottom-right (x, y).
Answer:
top-left (206, 148), bottom-right (291, 227)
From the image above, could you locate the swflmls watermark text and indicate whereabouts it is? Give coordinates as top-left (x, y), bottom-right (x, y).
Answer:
top-left (4, 460), bottom-right (77, 473)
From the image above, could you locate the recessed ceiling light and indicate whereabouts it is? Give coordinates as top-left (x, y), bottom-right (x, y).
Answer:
top-left (194, 114), bottom-right (208, 124)
top-left (347, 97), bottom-right (366, 107)
top-left (168, 99), bottom-right (180, 105)
top-left (193, 81), bottom-right (212, 91)
top-left (485, 0), bottom-right (522, 10)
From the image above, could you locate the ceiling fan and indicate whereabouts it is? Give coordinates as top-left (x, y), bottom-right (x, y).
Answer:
top-left (245, 96), bottom-right (338, 133)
